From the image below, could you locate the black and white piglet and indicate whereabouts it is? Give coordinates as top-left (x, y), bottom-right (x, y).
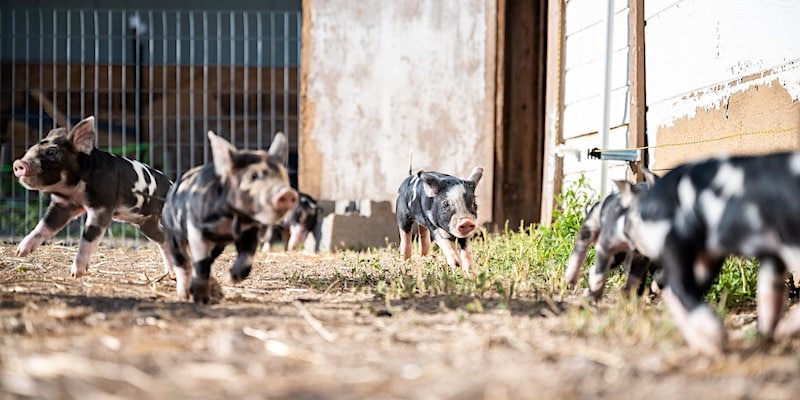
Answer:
top-left (262, 192), bottom-right (320, 252)
top-left (564, 173), bottom-right (662, 298)
top-left (621, 152), bottom-right (800, 353)
top-left (12, 116), bottom-right (172, 277)
top-left (161, 131), bottom-right (298, 303)
top-left (396, 166), bottom-right (484, 274)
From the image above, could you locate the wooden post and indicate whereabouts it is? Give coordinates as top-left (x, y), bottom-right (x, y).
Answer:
top-left (540, 0), bottom-right (565, 225)
top-left (628, 0), bottom-right (647, 182)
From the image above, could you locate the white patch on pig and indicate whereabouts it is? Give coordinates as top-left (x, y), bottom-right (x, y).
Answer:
top-left (186, 222), bottom-right (211, 263)
top-left (677, 176), bottom-right (696, 215)
top-left (743, 202), bottom-right (762, 231)
top-left (632, 219), bottom-right (671, 259)
top-left (789, 153), bottom-right (800, 175)
top-left (712, 163), bottom-right (745, 197)
top-left (123, 156), bottom-right (158, 209)
top-left (698, 189), bottom-right (726, 247)
top-left (780, 246), bottom-right (800, 276)
top-left (445, 185), bottom-right (476, 238)
top-left (409, 176), bottom-right (420, 204)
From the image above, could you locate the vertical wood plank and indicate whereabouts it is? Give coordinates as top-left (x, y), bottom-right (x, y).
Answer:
top-left (540, 0), bottom-right (565, 224)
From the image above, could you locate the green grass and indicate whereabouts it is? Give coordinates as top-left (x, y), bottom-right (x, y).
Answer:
top-left (314, 176), bottom-right (759, 316)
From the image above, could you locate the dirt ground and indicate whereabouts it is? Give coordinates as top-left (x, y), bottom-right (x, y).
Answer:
top-left (1, 243), bottom-right (799, 400)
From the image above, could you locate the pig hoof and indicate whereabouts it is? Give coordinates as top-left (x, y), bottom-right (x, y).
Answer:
top-left (229, 265), bottom-right (252, 283)
top-left (684, 307), bottom-right (726, 354)
top-left (190, 280), bottom-right (211, 304)
top-left (70, 266), bottom-right (88, 278)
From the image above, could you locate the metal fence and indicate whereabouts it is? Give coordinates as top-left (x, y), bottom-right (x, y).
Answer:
top-left (0, 7), bottom-right (302, 244)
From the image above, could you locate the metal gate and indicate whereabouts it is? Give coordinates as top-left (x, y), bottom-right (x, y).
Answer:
top-left (0, 6), bottom-right (301, 244)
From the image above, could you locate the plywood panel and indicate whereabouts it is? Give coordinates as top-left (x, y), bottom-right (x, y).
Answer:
top-left (301, 0), bottom-right (497, 223)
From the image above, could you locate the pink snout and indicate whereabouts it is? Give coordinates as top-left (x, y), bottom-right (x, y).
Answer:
top-left (456, 218), bottom-right (477, 236)
top-left (272, 188), bottom-right (298, 213)
top-left (12, 159), bottom-right (30, 178)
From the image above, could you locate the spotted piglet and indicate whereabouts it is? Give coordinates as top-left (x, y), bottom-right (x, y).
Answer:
top-left (620, 152), bottom-right (800, 353)
top-left (12, 116), bottom-right (172, 277)
top-left (564, 172), bottom-right (662, 298)
top-left (261, 192), bottom-right (320, 252)
top-left (161, 131), bottom-right (298, 303)
top-left (396, 166), bottom-right (484, 274)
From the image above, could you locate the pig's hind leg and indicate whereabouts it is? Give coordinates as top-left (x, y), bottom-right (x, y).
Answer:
top-left (138, 214), bottom-right (173, 275)
top-left (418, 225), bottom-right (431, 256)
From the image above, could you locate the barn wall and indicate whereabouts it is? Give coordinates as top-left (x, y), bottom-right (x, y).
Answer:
top-left (300, 0), bottom-right (497, 223)
top-left (645, 0), bottom-right (800, 172)
top-left (560, 0), bottom-right (631, 192)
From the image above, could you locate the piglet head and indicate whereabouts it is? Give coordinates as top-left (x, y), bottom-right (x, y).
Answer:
top-left (420, 166), bottom-right (484, 239)
top-left (13, 116), bottom-right (96, 191)
top-left (208, 130), bottom-right (298, 225)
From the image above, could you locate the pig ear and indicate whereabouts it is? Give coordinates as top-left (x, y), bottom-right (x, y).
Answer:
top-left (208, 131), bottom-right (237, 177)
top-left (614, 180), bottom-right (634, 207)
top-left (640, 165), bottom-right (659, 186)
top-left (466, 166), bottom-right (484, 184)
top-left (268, 132), bottom-right (289, 166)
top-left (67, 116), bottom-right (96, 154)
top-left (418, 171), bottom-right (442, 197)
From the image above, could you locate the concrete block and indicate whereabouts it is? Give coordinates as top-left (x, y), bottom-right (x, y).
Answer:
top-left (318, 200), bottom-right (399, 252)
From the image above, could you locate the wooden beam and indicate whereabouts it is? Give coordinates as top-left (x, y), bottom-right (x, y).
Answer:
top-left (540, 0), bottom-right (565, 225)
top-left (628, 0), bottom-right (647, 181)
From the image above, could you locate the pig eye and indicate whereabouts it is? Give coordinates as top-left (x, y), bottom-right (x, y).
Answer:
top-left (45, 148), bottom-right (58, 158)
top-left (441, 200), bottom-right (451, 210)
top-left (249, 171), bottom-right (261, 180)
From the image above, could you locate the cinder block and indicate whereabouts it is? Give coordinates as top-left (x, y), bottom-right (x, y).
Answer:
top-left (318, 200), bottom-right (399, 252)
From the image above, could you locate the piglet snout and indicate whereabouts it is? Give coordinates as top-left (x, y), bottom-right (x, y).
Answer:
top-left (272, 188), bottom-right (298, 213)
top-left (12, 159), bottom-right (30, 178)
top-left (456, 218), bottom-right (477, 236)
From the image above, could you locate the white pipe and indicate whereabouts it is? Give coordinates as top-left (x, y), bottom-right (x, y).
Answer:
top-left (599, 0), bottom-right (615, 196)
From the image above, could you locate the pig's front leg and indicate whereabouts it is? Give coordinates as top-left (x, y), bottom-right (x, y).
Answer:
top-left (433, 234), bottom-right (460, 271)
top-left (457, 237), bottom-right (474, 275)
top-left (71, 208), bottom-right (113, 277)
top-left (230, 227), bottom-right (260, 282)
top-left (17, 201), bottom-right (85, 256)
top-left (564, 205), bottom-right (600, 286)
top-left (186, 223), bottom-right (221, 304)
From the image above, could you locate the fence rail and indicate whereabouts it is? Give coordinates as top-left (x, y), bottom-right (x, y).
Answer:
top-left (0, 7), bottom-right (302, 244)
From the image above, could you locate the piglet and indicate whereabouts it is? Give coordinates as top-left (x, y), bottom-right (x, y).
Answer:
top-left (262, 192), bottom-right (320, 252)
top-left (396, 166), bottom-right (484, 274)
top-left (564, 173), bottom-right (662, 298)
top-left (621, 151), bottom-right (800, 353)
top-left (12, 116), bottom-right (172, 277)
top-left (161, 131), bottom-right (298, 303)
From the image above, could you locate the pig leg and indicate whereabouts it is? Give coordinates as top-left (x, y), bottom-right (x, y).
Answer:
top-left (230, 227), bottom-right (260, 282)
top-left (433, 235), bottom-right (461, 271)
top-left (418, 225), bottom-right (431, 256)
top-left (662, 246), bottom-right (726, 354)
top-left (586, 246), bottom-right (620, 300)
top-left (186, 224), bottom-right (222, 304)
top-left (623, 252), bottom-right (650, 297)
top-left (564, 204), bottom-right (600, 286)
top-left (399, 227), bottom-right (413, 260)
top-left (167, 236), bottom-right (192, 300)
top-left (457, 237), bottom-right (474, 275)
top-left (756, 257), bottom-right (786, 338)
top-left (138, 214), bottom-right (173, 275)
top-left (71, 208), bottom-right (113, 278)
top-left (286, 223), bottom-right (307, 251)
top-left (17, 202), bottom-right (85, 256)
